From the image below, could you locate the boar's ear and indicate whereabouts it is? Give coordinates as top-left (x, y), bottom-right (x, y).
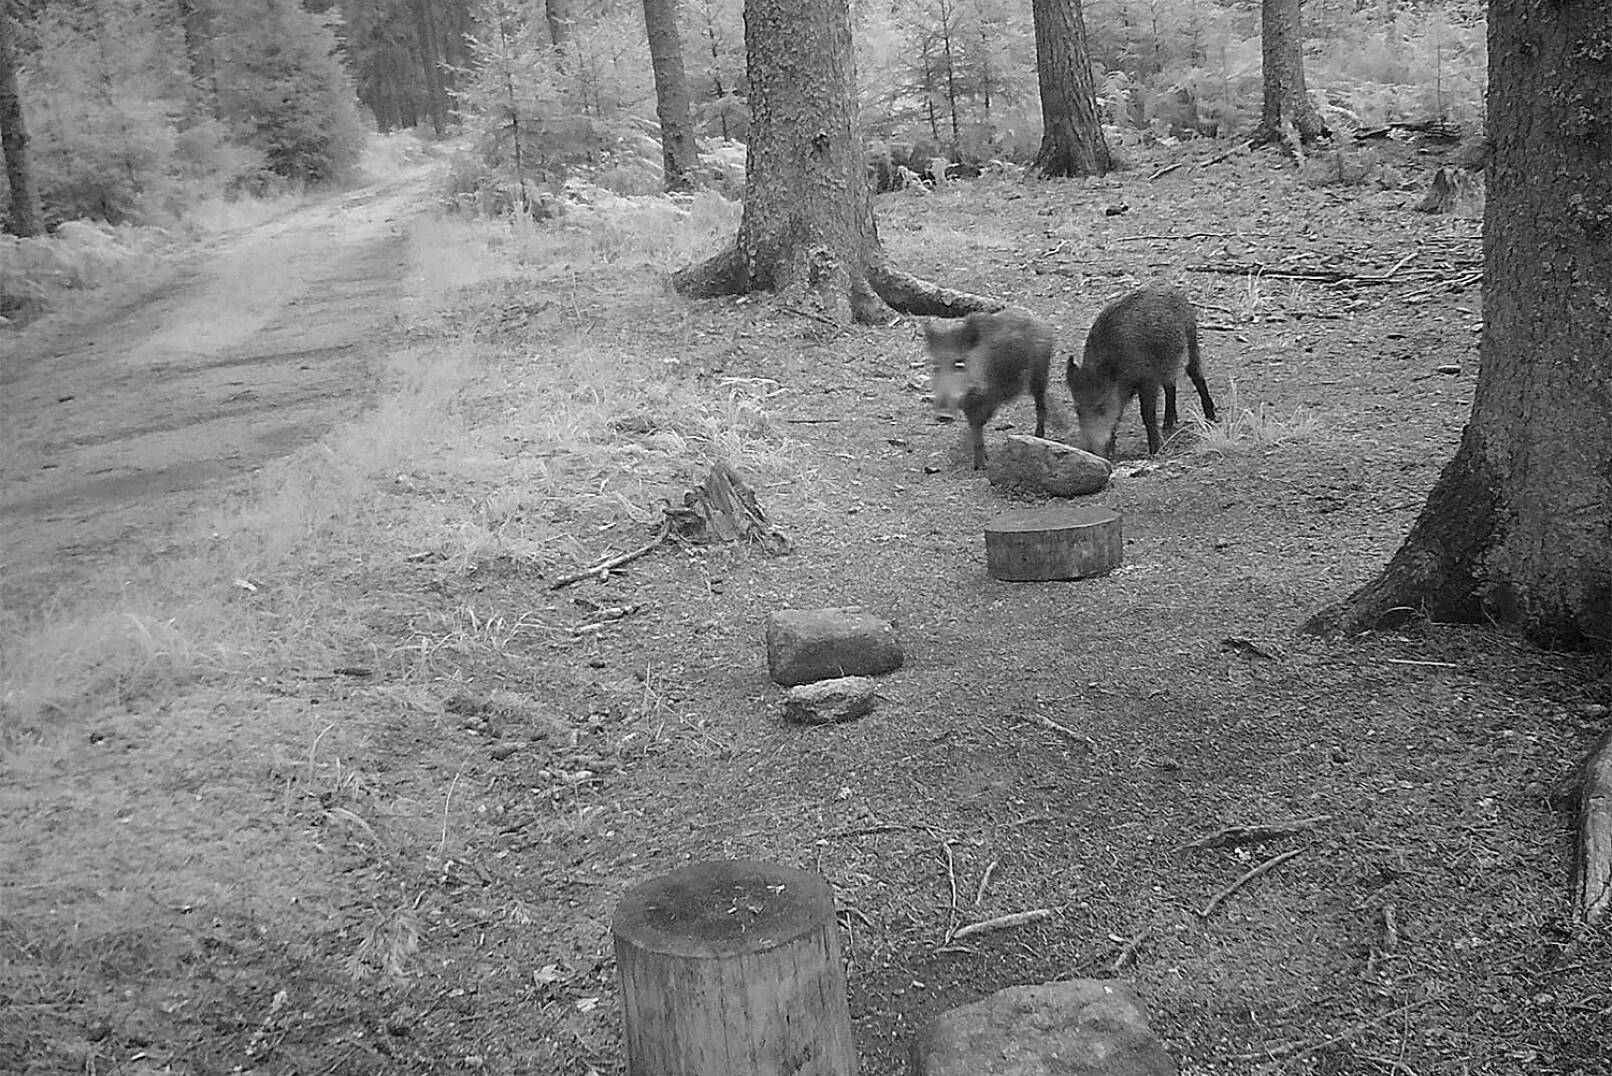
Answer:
top-left (921, 318), bottom-right (942, 343)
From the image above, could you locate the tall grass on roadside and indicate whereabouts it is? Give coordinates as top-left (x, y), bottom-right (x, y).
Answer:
top-left (3, 187), bottom-right (780, 736)
top-left (0, 608), bottom-right (242, 743)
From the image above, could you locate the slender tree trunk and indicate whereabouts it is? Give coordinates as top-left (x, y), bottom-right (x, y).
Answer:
top-left (1029, 0), bottom-right (1111, 178)
top-left (643, 0), bottom-right (698, 192)
top-left (1253, 0), bottom-right (1329, 146)
top-left (410, 0), bottom-right (448, 135)
top-left (0, 2), bottom-right (43, 236)
top-left (545, 0), bottom-right (576, 52)
top-left (1305, 0), bottom-right (1612, 649)
top-left (175, 0), bottom-right (218, 119)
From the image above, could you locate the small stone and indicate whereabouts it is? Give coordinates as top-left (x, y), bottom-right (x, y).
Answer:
top-left (766, 607), bottom-right (903, 686)
top-left (910, 978), bottom-right (1177, 1076)
top-left (987, 435), bottom-right (1112, 497)
top-left (783, 677), bottom-right (877, 725)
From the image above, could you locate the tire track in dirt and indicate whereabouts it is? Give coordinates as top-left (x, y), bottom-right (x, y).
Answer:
top-left (0, 168), bottom-right (437, 613)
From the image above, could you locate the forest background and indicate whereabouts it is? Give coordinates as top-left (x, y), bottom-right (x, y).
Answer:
top-left (1, 0), bottom-right (1487, 320)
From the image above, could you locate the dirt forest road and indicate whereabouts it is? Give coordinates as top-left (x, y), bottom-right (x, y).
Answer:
top-left (0, 166), bottom-right (437, 614)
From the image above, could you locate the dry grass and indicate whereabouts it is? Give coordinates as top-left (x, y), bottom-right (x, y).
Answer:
top-left (1185, 379), bottom-right (1321, 454)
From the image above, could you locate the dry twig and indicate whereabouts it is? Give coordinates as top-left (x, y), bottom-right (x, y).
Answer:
top-left (951, 908), bottom-right (1054, 941)
top-left (1199, 848), bottom-right (1306, 919)
top-left (1111, 928), bottom-right (1153, 973)
top-left (974, 859), bottom-right (1000, 907)
top-left (1224, 999), bottom-right (1432, 1062)
top-left (550, 517), bottom-right (672, 590)
top-left (1030, 713), bottom-right (1098, 754)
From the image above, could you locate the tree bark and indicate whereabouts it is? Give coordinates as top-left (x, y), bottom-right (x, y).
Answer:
top-left (0, 1), bottom-right (43, 237)
top-left (672, 0), bottom-right (1012, 323)
top-left (673, 0), bottom-right (883, 323)
top-left (1253, 0), bottom-right (1329, 146)
top-left (1029, 0), bottom-right (1110, 178)
top-left (643, 0), bottom-right (698, 193)
top-left (175, 0), bottom-right (218, 119)
top-left (1305, 0), bottom-right (1612, 649)
top-left (410, 0), bottom-right (449, 135)
top-left (545, 0), bottom-right (576, 52)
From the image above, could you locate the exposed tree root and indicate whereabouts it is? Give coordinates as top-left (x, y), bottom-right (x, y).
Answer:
top-left (1303, 428), bottom-right (1495, 636)
top-left (672, 247), bottom-right (1004, 322)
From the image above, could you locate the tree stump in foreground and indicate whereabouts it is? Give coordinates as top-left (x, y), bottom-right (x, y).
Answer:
top-left (985, 505), bottom-right (1122, 581)
top-left (612, 859), bottom-right (858, 1076)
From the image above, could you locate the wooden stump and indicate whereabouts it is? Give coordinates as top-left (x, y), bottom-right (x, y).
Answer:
top-left (985, 505), bottom-right (1122, 581)
top-left (612, 859), bottom-right (858, 1076)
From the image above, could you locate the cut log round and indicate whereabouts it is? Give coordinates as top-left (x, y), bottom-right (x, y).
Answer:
top-left (612, 859), bottom-right (858, 1076)
top-left (985, 505), bottom-right (1122, 581)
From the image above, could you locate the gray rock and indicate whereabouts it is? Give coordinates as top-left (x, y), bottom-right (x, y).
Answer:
top-left (910, 978), bottom-right (1177, 1076)
top-left (766, 607), bottom-right (903, 686)
top-left (783, 676), bottom-right (878, 724)
top-left (987, 435), bottom-right (1112, 497)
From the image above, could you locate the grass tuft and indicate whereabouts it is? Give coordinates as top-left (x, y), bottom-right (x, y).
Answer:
top-left (1185, 379), bottom-right (1321, 453)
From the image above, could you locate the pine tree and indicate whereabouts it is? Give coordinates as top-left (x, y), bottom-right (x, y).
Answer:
top-left (213, 0), bottom-right (367, 186)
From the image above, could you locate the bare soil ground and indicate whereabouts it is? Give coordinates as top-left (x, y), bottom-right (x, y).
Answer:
top-left (0, 170), bottom-right (428, 613)
top-left (2, 140), bottom-right (1608, 1076)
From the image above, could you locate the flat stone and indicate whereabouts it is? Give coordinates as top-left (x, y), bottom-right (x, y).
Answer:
top-left (766, 607), bottom-right (903, 686)
top-left (987, 435), bottom-right (1111, 497)
top-left (783, 677), bottom-right (878, 724)
top-left (910, 978), bottom-right (1177, 1076)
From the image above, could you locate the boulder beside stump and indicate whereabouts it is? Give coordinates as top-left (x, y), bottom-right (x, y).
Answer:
top-left (612, 859), bottom-right (858, 1076)
top-left (985, 505), bottom-right (1123, 581)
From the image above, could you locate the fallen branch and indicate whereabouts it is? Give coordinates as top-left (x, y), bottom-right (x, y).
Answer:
top-left (1223, 1000), bottom-right (1432, 1063)
top-left (1175, 815), bottom-right (1331, 853)
top-left (1111, 232), bottom-right (1290, 242)
top-left (550, 517), bottom-right (672, 590)
top-left (1186, 259), bottom-right (1478, 286)
top-left (951, 908), bottom-right (1054, 941)
top-left (1147, 162), bottom-right (1184, 181)
top-left (1199, 848), bottom-right (1306, 919)
top-left (1575, 725), bottom-right (1612, 924)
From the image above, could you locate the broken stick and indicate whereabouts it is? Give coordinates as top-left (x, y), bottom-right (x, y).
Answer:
top-left (550, 517), bottom-right (672, 590)
top-left (951, 908), bottom-right (1054, 941)
top-left (1199, 848), bottom-right (1306, 919)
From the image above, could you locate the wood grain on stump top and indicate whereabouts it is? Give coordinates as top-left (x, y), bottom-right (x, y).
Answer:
top-left (612, 859), bottom-right (835, 959)
top-left (985, 504), bottom-right (1123, 582)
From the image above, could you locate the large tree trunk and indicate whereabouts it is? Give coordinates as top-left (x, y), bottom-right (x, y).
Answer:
top-left (673, 0), bottom-right (1009, 323)
top-left (673, 0), bottom-right (883, 323)
top-left (0, 2), bottom-right (43, 238)
top-left (1305, 0), bottom-right (1612, 649)
top-left (1252, 0), bottom-right (1329, 146)
top-left (1029, 0), bottom-right (1110, 178)
top-left (643, 0), bottom-right (698, 193)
